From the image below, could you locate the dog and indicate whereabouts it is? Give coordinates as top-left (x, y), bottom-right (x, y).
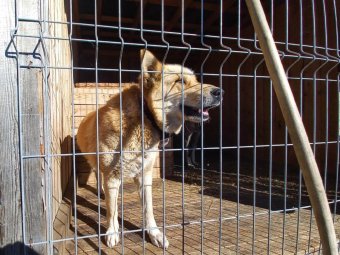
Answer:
top-left (76, 50), bottom-right (223, 249)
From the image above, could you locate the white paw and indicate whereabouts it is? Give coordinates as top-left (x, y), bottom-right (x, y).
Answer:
top-left (106, 227), bottom-right (120, 248)
top-left (148, 230), bottom-right (169, 249)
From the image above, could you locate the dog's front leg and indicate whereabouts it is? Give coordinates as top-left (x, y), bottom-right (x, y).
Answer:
top-left (134, 173), bottom-right (169, 249)
top-left (103, 176), bottom-right (121, 248)
top-left (94, 169), bottom-right (105, 195)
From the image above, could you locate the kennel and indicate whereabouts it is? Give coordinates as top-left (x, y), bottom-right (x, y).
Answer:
top-left (1, 0), bottom-right (340, 254)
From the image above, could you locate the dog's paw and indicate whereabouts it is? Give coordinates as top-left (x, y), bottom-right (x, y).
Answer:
top-left (149, 230), bottom-right (169, 249)
top-left (105, 227), bottom-right (120, 248)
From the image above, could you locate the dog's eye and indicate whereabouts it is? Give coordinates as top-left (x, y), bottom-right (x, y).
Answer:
top-left (175, 79), bottom-right (183, 84)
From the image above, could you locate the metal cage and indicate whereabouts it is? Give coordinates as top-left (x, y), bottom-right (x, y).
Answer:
top-left (1, 0), bottom-right (340, 254)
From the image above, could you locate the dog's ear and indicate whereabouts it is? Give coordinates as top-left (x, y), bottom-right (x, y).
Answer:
top-left (140, 49), bottom-right (162, 84)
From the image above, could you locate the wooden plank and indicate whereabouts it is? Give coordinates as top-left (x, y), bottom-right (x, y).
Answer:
top-left (16, 1), bottom-right (49, 251)
top-left (166, 0), bottom-right (193, 31)
top-left (128, 0), bottom-right (219, 11)
top-left (97, 0), bottom-right (103, 24)
top-left (205, 1), bottom-right (236, 28)
top-left (75, 82), bottom-right (132, 88)
top-left (20, 67), bottom-right (47, 255)
top-left (53, 181), bottom-right (72, 255)
top-left (0, 0), bottom-right (22, 253)
top-left (128, 0), bottom-right (148, 36)
top-left (79, 14), bottom-right (207, 33)
top-left (73, 93), bottom-right (114, 105)
top-left (48, 0), bottom-right (73, 226)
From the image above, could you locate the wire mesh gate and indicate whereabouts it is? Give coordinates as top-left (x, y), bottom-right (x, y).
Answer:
top-left (2, 0), bottom-right (340, 254)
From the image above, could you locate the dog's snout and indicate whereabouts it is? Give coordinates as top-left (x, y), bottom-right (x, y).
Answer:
top-left (211, 88), bottom-right (224, 99)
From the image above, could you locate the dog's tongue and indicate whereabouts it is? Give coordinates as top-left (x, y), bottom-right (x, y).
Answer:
top-left (199, 108), bottom-right (209, 118)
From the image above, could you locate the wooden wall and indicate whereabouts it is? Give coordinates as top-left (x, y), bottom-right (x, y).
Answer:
top-left (0, 0), bottom-right (72, 253)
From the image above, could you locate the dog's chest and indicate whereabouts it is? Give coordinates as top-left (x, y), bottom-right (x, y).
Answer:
top-left (121, 145), bottom-right (159, 177)
top-left (116, 121), bottom-right (159, 177)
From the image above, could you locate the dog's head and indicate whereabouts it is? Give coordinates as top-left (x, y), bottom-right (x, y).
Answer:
top-left (140, 50), bottom-right (224, 134)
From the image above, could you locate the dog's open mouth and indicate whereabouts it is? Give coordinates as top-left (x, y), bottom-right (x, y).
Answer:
top-left (182, 105), bottom-right (218, 122)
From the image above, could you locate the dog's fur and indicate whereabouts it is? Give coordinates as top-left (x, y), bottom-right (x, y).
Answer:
top-left (76, 50), bottom-right (223, 249)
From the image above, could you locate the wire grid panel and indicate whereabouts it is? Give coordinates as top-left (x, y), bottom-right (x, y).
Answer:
top-left (10, 0), bottom-right (340, 254)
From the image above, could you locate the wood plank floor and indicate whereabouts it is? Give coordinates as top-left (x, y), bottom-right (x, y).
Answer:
top-left (62, 172), bottom-right (340, 254)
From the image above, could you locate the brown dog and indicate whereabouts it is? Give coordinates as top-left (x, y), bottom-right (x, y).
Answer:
top-left (76, 50), bottom-right (223, 249)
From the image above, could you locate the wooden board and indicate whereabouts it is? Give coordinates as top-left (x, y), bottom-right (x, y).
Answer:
top-left (0, 1), bottom-right (22, 253)
top-left (47, 1), bottom-right (73, 253)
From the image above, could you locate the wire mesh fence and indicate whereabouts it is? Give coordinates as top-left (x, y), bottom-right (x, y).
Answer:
top-left (2, 0), bottom-right (340, 254)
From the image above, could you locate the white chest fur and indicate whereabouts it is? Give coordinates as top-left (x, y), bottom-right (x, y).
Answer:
top-left (120, 145), bottom-right (159, 178)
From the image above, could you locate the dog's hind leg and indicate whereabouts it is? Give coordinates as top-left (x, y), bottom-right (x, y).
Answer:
top-left (134, 172), bottom-right (169, 249)
top-left (103, 175), bottom-right (121, 248)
